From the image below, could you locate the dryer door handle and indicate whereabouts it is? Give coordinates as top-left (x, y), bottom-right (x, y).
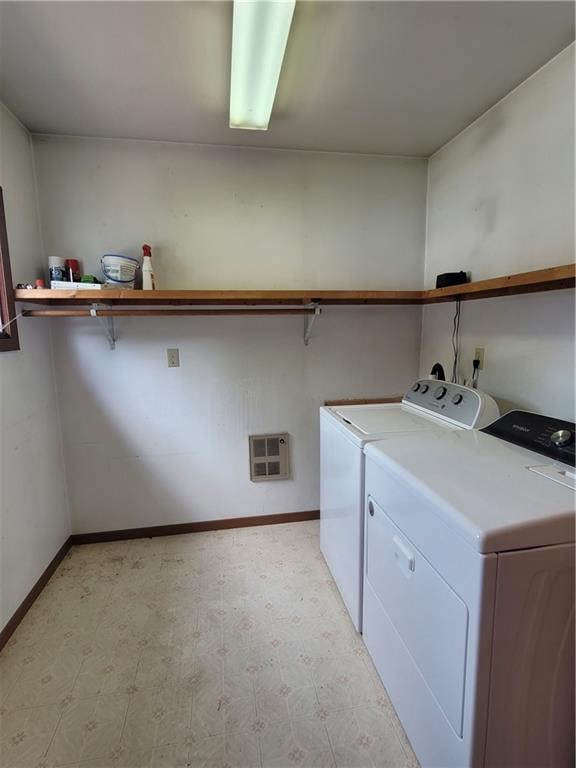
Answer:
top-left (393, 535), bottom-right (415, 576)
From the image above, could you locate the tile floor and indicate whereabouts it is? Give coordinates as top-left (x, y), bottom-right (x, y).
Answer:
top-left (0, 521), bottom-right (419, 768)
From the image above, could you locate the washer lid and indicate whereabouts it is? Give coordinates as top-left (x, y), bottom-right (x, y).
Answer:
top-left (332, 404), bottom-right (444, 435)
top-left (365, 429), bottom-right (576, 553)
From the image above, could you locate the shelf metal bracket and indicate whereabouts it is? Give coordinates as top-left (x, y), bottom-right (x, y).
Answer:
top-left (304, 304), bottom-right (321, 346)
top-left (90, 304), bottom-right (116, 350)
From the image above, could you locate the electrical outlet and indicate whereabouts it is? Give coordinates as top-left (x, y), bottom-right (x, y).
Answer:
top-left (474, 347), bottom-right (485, 370)
top-left (167, 348), bottom-right (180, 368)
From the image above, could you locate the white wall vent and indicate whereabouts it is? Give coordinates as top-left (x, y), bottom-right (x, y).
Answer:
top-left (249, 433), bottom-right (290, 482)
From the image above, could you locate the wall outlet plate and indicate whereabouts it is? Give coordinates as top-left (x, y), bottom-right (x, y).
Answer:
top-left (474, 347), bottom-right (485, 370)
top-left (167, 348), bottom-right (180, 367)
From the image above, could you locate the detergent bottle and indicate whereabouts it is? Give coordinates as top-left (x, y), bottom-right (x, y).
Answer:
top-left (142, 244), bottom-right (156, 290)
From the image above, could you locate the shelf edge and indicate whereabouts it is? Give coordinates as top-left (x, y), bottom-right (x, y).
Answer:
top-left (13, 263), bottom-right (575, 307)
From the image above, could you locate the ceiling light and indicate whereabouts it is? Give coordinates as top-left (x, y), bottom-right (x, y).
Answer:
top-left (230, 0), bottom-right (296, 130)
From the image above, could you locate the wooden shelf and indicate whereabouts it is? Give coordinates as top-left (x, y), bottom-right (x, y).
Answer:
top-left (14, 288), bottom-right (424, 306)
top-left (422, 263), bottom-right (575, 303)
top-left (14, 263), bottom-right (575, 308)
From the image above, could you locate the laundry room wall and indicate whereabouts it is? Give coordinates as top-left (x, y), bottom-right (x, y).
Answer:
top-left (33, 137), bottom-right (426, 290)
top-left (420, 44), bottom-right (575, 420)
top-left (33, 137), bottom-right (426, 533)
top-left (0, 104), bottom-right (69, 630)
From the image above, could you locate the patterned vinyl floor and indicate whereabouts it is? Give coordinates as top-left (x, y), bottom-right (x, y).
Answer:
top-left (0, 521), bottom-right (419, 768)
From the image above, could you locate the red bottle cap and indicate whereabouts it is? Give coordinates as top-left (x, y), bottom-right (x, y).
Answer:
top-left (142, 244), bottom-right (152, 257)
top-left (65, 259), bottom-right (80, 270)
top-left (35, 279), bottom-right (45, 288)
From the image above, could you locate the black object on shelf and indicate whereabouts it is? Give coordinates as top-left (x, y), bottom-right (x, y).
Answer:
top-left (436, 271), bottom-right (469, 289)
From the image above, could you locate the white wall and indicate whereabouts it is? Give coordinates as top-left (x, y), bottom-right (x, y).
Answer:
top-left (425, 44), bottom-right (574, 283)
top-left (0, 105), bottom-right (70, 630)
top-left (52, 308), bottom-right (421, 533)
top-left (421, 45), bottom-right (575, 420)
top-left (420, 291), bottom-right (574, 421)
top-left (34, 137), bottom-right (426, 290)
top-left (34, 138), bottom-right (426, 533)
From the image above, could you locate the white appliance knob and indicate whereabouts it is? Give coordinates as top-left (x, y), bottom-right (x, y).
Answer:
top-left (550, 429), bottom-right (573, 447)
top-left (452, 394), bottom-right (463, 405)
top-left (412, 383), bottom-right (420, 392)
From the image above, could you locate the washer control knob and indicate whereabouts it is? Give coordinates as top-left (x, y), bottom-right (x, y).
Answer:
top-left (434, 386), bottom-right (447, 400)
top-left (550, 429), bottom-right (573, 447)
top-left (411, 383), bottom-right (420, 392)
top-left (452, 393), bottom-right (463, 405)
top-left (368, 501), bottom-right (375, 517)
top-left (420, 384), bottom-right (429, 393)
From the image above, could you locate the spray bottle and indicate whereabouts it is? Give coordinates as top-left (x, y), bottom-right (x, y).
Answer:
top-left (142, 244), bottom-right (155, 290)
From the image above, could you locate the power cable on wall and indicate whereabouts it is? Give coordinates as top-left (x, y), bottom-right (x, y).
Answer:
top-left (1, 311), bottom-right (23, 334)
top-left (451, 299), bottom-right (462, 383)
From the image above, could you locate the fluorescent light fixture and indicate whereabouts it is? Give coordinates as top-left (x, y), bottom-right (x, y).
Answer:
top-left (230, 0), bottom-right (296, 130)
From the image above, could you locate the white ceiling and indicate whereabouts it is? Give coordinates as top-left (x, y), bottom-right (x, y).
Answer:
top-left (0, 1), bottom-right (573, 156)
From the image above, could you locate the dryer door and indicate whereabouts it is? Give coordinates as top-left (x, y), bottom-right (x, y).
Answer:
top-left (365, 496), bottom-right (469, 736)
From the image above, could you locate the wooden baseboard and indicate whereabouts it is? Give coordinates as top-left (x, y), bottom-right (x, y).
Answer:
top-left (71, 509), bottom-right (320, 545)
top-left (0, 536), bottom-right (73, 652)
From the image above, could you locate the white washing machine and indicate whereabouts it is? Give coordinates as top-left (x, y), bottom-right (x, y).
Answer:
top-left (363, 409), bottom-right (575, 768)
top-left (319, 378), bottom-right (499, 631)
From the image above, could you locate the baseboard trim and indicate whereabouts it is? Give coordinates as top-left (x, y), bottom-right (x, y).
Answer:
top-left (71, 509), bottom-right (320, 545)
top-left (0, 535), bottom-right (73, 652)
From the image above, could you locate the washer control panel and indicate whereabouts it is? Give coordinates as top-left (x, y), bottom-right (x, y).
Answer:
top-left (403, 379), bottom-right (484, 427)
top-left (482, 410), bottom-right (575, 467)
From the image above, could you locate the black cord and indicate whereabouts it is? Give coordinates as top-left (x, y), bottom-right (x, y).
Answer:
top-left (451, 300), bottom-right (461, 383)
top-left (471, 358), bottom-right (480, 389)
top-left (430, 362), bottom-right (446, 381)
